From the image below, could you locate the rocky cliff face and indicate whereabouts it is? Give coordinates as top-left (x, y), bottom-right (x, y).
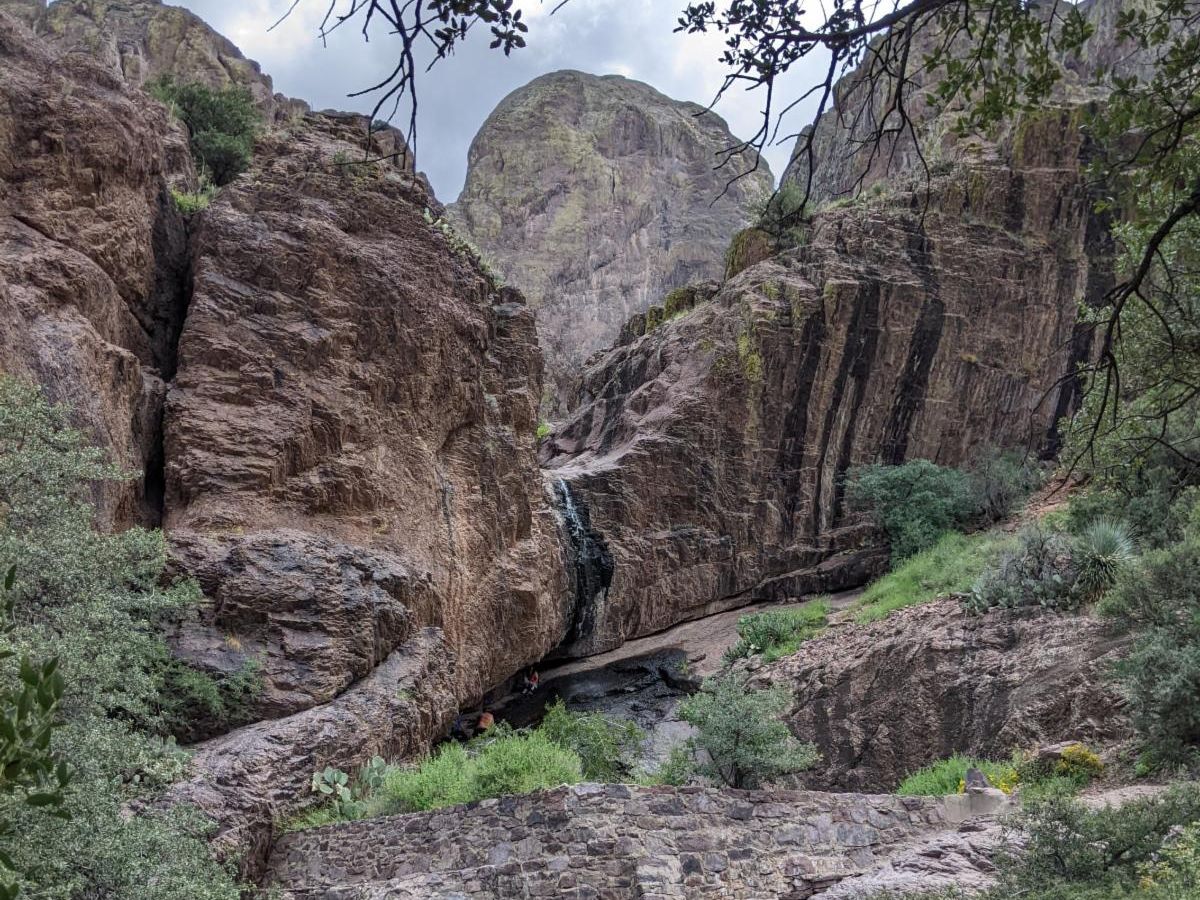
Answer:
top-left (0, 3), bottom-right (192, 528)
top-left (543, 100), bottom-right (1109, 656)
top-left (762, 600), bottom-right (1130, 792)
top-left (450, 70), bottom-right (772, 407)
top-left (0, 0), bottom-right (572, 872)
top-left (30, 0), bottom-right (280, 111)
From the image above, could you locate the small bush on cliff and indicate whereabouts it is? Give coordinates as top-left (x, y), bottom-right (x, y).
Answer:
top-left (170, 183), bottom-right (218, 215)
top-left (678, 673), bottom-right (818, 789)
top-left (723, 598), bottom-right (829, 664)
top-left (846, 460), bottom-right (978, 561)
top-left (538, 700), bottom-right (644, 781)
top-left (148, 79), bottom-right (259, 186)
top-left (0, 378), bottom-right (243, 898)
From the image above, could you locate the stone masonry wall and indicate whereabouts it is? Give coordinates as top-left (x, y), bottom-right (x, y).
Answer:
top-left (266, 783), bottom-right (950, 899)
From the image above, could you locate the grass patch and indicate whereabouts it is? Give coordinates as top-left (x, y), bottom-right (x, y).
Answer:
top-left (723, 597), bottom-right (830, 664)
top-left (896, 753), bottom-right (1022, 796)
top-left (854, 530), bottom-right (1010, 623)
top-left (286, 704), bottom-right (645, 829)
top-left (897, 744), bottom-right (1102, 800)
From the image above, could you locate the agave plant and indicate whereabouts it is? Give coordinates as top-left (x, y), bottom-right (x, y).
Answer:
top-left (1073, 519), bottom-right (1136, 603)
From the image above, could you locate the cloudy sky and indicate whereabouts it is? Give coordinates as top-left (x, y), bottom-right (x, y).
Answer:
top-left (178, 1), bottom-right (829, 201)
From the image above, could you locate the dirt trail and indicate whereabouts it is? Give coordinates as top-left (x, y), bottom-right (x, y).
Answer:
top-left (542, 588), bottom-right (862, 682)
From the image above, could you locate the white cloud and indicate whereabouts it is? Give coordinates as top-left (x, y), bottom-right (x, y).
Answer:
top-left (177, 0), bottom-right (830, 198)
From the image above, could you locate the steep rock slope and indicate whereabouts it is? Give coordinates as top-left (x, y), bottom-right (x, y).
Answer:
top-left (543, 103), bottom-right (1108, 656)
top-left (0, 0), bottom-right (573, 873)
top-left (31, 0), bottom-right (280, 111)
top-left (784, 0), bottom-right (1148, 204)
top-left (0, 5), bottom-right (192, 527)
top-left (763, 600), bottom-right (1130, 792)
top-left (164, 110), bottom-right (570, 721)
top-left (450, 70), bottom-right (772, 405)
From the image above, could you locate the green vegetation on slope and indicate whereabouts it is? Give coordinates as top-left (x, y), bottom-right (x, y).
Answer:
top-left (288, 702), bottom-right (645, 828)
top-left (0, 378), bottom-right (244, 899)
top-left (723, 598), bottom-right (830, 663)
top-left (855, 530), bottom-right (1010, 623)
top-left (846, 453), bottom-right (1039, 562)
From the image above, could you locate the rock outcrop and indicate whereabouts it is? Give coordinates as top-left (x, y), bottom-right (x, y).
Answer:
top-left (266, 783), bottom-right (953, 899)
top-left (782, 0), bottom-right (1146, 204)
top-left (450, 70), bottom-right (772, 406)
top-left (542, 102), bottom-right (1110, 654)
top-left (765, 601), bottom-right (1130, 792)
top-left (30, 0), bottom-right (280, 112)
top-left (1, 0), bottom-right (573, 873)
top-left (0, 4), bottom-right (192, 527)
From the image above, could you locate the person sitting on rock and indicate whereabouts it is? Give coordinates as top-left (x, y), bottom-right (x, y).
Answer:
top-left (520, 669), bottom-right (540, 695)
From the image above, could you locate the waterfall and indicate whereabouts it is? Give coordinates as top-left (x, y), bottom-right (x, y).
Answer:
top-left (553, 478), bottom-right (613, 649)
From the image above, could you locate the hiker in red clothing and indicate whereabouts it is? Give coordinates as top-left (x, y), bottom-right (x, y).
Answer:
top-left (520, 668), bottom-right (540, 695)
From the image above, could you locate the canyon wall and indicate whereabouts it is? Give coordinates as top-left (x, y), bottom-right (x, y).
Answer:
top-left (450, 70), bottom-right (772, 407)
top-left (543, 100), bottom-right (1110, 656)
top-left (0, 0), bottom-right (571, 871)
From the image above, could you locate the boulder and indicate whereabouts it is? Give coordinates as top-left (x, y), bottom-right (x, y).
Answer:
top-left (450, 70), bottom-right (772, 408)
top-left (762, 599), bottom-right (1130, 792)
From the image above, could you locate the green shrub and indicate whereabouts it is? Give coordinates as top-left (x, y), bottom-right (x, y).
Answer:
top-left (158, 658), bottom-right (262, 742)
top-left (472, 729), bottom-right (582, 798)
top-left (1098, 530), bottom-right (1200, 630)
top-left (723, 598), bottom-right (829, 663)
top-left (964, 525), bottom-right (1080, 613)
top-left (1100, 532), bottom-right (1200, 765)
top-left (678, 673), bottom-right (818, 788)
top-left (846, 460), bottom-right (978, 561)
top-left (895, 754), bottom-right (1020, 796)
top-left (148, 79), bottom-right (259, 186)
top-left (170, 183), bottom-right (218, 215)
top-left (635, 745), bottom-right (695, 787)
top-left (1138, 820), bottom-right (1200, 893)
top-left (538, 700), bottom-right (643, 781)
top-left (535, 421), bottom-right (552, 440)
top-left (381, 743), bottom-right (475, 813)
top-left (754, 181), bottom-right (808, 247)
top-left (1072, 519), bottom-right (1136, 602)
top-left (0, 378), bottom-right (243, 897)
top-left (967, 448), bottom-right (1043, 522)
top-left (997, 784), bottom-right (1200, 897)
top-left (1066, 461), bottom-right (1200, 551)
top-left (854, 530), bottom-right (1010, 623)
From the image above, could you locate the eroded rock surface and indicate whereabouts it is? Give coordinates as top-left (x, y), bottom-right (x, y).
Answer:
top-left (543, 107), bottom-right (1109, 654)
top-left (1, 0), bottom-right (574, 874)
top-left (0, 5), bottom-right (192, 527)
top-left (450, 70), bottom-right (772, 405)
top-left (163, 110), bottom-right (569, 718)
top-left (764, 601), bottom-right (1130, 792)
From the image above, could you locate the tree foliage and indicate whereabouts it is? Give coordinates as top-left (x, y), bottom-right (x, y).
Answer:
top-left (148, 79), bottom-right (259, 186)
top-left (678, 673), bottom-right (818, 789)
top-left (0, 378), bottom-right (243, 899)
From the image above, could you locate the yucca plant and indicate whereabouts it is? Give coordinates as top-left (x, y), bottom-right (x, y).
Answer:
top-left (1073, 519), bottom-right (1136, 603)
